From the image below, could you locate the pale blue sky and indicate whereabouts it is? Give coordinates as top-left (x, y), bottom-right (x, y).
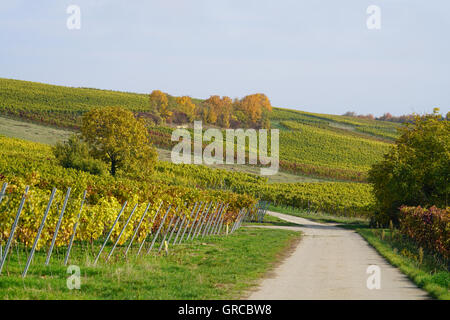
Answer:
top-left (1, 1), bottom-right (449, 116)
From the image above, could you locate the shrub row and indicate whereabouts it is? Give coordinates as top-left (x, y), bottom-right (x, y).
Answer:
top-left (399, 205), bottom-right (449, 260)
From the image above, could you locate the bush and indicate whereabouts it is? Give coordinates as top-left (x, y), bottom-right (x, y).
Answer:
top-left (399, 206), bottom-right (449, 261)
top-left (368, 110), bottom-right (449, 225)
top-left (53, 135), bottom-right (107, 175)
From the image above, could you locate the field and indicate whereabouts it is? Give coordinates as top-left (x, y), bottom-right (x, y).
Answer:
top-left (271, 107), bottom-right (401, 141)
top-left (0, 78), bottom-right (400, 181)
top-left (0, 116), bottom-right (73, 145)
top-left (0, 134), bottom-right (376, 220)
top-left (279, 121), bottom-right (390, 172)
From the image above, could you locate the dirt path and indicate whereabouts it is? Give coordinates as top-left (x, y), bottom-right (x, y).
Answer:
top-left (247, 211), bottom-right (429, 300)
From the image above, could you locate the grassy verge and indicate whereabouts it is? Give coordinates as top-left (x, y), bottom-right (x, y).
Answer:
top-left (243, 214), bottom-right (302, 227)
top-left (267, 204), bottom-right (369, 226)
top-left (0, 116), bottom-right (72, 145)
top-left (0, 227), bottom-right (300, 300)
top-left (357, 228), bottom-right (449, 300)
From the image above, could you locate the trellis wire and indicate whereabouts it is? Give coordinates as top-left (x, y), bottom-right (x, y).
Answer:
top-left (0, 183), bottom-right (254, 276)
top-left (209, 204), bottom-right (222, 235)
top-left (137, 202), bottom-right (162, 256)
top-left (213, 204), bottom-right (228, 235)
top-left (0, 182), bottom-right (7, 205)
top-left (231, 208), bottom-right (245, 233)
top-left (0, 182), bottom-right (9, 258)
top-left (167, 215), bottom-right (181, 244)
top-left (158, 207), bottom-right (178, 253)
top-left (106, 203), bottom-right (138, 261)
top-left (202, 202), bottom-right (221, 238)
top-left (178, 202), bottom-right (199, 244)
top-left (0, 186), bottom-right (29, 275)
top-left (173, 213), bottom-right (187, 245)
top-left (193, 202), bottom-right (212, 239)
top-left (124, 202), bottom-right (151, 257)
top-left (22, 187), bottom-right (57, 277)
top-left (236, 208), bottom-right (249, 231)
top-left (94, 201), bottom-right (128, 265)
top-left (185, 202), bottom-right (203, 241)
top-left (214, 204), bottom-right (229, 235)
top-left (215, 204), bottom-right (228, 234)
top-left (64, 190), bottom-right (87, 266)
top-left (200, 203), bottom-right (215, 238)
top-left (205, 203), bottom-right (223, 236)
top-left (147, 204), bottom-right (171, 254)
top-left (186, 202), bottom-right (204, 241)
top-left (230, 210), bottom-right (241, 233)
top-left (45, 187), bottom-right (71, 266)
top-left (203, 202), bottom-right (219, 237)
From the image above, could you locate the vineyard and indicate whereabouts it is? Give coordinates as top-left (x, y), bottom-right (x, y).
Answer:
top-left (271, 107), bottom-right (401, 141)
top-left (278, 121), bottom-right (390, 172)
top-left (0, 78), bottom-right (400, 182)
top-left (0, 134), bottom-right (376, 221)
top-left (0, 180), bottom-right (261, 277)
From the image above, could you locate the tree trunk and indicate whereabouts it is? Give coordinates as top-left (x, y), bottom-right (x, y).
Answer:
top-left (110, 159), bottom-right (116, 176)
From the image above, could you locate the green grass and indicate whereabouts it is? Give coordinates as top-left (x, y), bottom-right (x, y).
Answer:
top-left (357, 228), bottom-right (449, 300)
top-left (243, 213), bottom-right (302, 227)
top-left (0, 116), bottom-right (73, 145)
top-left (267, 204), bottom-right (370, 226)
top-left (0, 227), bottom-right (301, 299)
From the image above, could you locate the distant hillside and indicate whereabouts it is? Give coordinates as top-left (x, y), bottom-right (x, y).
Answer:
top-left (0, 78), bottom-right (399, 181)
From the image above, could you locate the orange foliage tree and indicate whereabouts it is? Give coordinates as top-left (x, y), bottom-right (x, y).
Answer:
top-left (149, 90), bottom-right (172, 122)
top-left (176, 96), bottom-right (197, 122)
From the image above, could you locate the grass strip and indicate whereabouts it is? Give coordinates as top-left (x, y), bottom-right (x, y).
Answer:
top-left (0, 227), bottom-right (301, 300)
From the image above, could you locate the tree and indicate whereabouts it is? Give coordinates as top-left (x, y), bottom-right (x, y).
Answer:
top-left (378, 112), bottom-right (393, 121)
top-left (176, 96), bottom-right (196, 121)
top-left (368, 109), bottom-right (449, 225)
top-left (149, 90), bottom-right (172, 122)
top-left (81, 106), bottom-right (158, 176)
top-left (236, 93), bottom-right (272, 128)
top-left (53, 135), bottom-right (106, 175)
top-left (203, 95), bottom-right (233, 127)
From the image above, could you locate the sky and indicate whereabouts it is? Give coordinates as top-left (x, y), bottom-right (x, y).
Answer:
top-left (0, 0), bottom-right (449, 116)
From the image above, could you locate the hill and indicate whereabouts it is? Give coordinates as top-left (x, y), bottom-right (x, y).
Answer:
top-left (0, 78), bottom-right (399, 181)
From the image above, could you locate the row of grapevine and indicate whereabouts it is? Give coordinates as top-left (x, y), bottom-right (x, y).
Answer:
top-left (1, 135), bottom-right (377, 220)
top-left (229, 181), bottom-right (376, 217)
top-left (0, 182), bottom-right (254, 250)
top-left (0, 182), bottom-right (256, 277)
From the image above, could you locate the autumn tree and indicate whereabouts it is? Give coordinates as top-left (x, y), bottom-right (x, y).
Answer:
top-left (235, 93), bottom-right (272, 128)
top-left (202, 95), bottom-right (233, 127)
top-left (368, 109), bottom-right (449, 225)
top-left (176, 96), bottom-right (196, 122)
top-left (81, 106), bottom-right (158, 177)
top-left (149, 90), bottom-right (172, 122)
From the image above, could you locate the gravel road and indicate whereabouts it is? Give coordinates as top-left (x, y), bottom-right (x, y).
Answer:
top-left (247, 211), bottom-right (429, 300)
